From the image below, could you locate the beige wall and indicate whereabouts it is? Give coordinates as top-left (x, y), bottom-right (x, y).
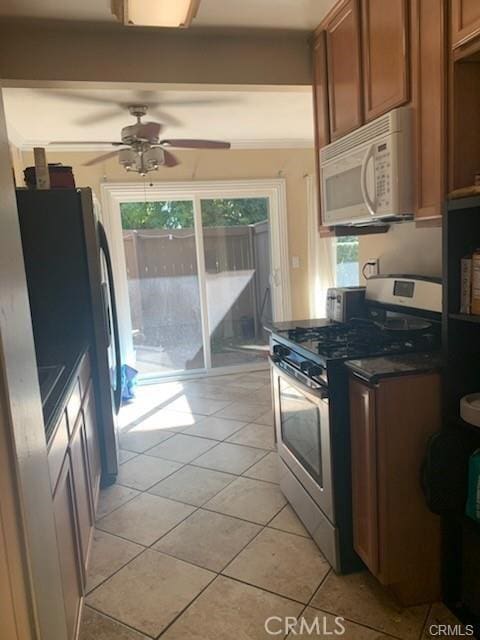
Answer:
top-left (20, 147), bottom-right (316, 319)
top-left (358, 222), bottom-right (442, 281)
top-left (0, 21), bottom-right (311, 87)
top-left (17, 148), bottom-right (443, 314)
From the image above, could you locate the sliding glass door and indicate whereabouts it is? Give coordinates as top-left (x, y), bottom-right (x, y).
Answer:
top-left (120, 200), bottom-right (205, 376)
top-left (200, 198), bottom-right (272, 368)
top-left (105, 180), bottom-right (288, 381)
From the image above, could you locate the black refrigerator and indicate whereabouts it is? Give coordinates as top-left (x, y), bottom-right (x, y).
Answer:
top-left (17, 187), bottom-right (121, 484)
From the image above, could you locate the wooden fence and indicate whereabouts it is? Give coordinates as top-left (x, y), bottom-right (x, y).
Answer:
top-left (123, 222), bottom-right (272, 347)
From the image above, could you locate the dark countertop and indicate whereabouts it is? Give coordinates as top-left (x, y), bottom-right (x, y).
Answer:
top-left (41, 342), bottom-right (89, 441)
top-left (345, 351), bottom-right (443, 384)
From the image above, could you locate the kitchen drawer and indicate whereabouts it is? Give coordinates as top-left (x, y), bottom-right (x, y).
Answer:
top-left (66, 380), bottom-right (82, 436)
top-left (47, 411), bottom-right (69, 493)
top-left (78, 352), bottom-right (91, 401)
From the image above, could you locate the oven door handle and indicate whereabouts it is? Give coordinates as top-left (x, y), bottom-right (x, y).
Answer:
top-left (269, 356), bottom-right (328, 402)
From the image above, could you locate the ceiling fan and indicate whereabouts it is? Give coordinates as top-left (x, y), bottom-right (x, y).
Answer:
top-left (49, 105), bottom-right (231, 176)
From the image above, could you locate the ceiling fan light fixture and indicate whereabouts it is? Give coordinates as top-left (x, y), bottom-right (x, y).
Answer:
top-left (118, 148), bottom-right (137, 171)
top-left (111, 0), bottom-right (201, 28)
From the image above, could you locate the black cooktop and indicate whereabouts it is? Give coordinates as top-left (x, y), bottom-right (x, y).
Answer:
top-left (276, 319), bottom-right (440, 361)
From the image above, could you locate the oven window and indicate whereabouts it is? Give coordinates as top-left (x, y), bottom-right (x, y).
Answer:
top-left (279, 378), bottom-right (323, 485)
top-left (325, 165), bottom-right (363, 211)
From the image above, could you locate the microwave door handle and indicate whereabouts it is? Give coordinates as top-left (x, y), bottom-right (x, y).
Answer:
top-left (361, 144), bottom-right (377, 216)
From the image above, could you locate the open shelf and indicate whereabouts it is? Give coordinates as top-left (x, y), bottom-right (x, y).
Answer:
top-left (449, 313), bottom-right (480, 324)
top-left (444, 198), bottom-right (480, 623)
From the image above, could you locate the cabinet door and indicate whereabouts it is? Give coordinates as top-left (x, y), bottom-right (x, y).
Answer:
top-left (411, 0), bottom-right (447, 221)
top-left (325, 0), bottom-right (363, 140)
top-left (70, 416), bottom-right (93, 575)
top-left (52, 458), bottom-right (83, 640)
top-left (82, 382), bottom-right (101, 512)
top-left (312, 30), bottom-right (331, 232)
top-left (349, 377), bottom-right (379, 575)
top-left (452, 0), bottom-right (480, 48)
top-left (362, 0), bottom-right (409, 121)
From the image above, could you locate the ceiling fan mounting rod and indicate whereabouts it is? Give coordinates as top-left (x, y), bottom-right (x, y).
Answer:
top-left (128, 104), bottom-right (148, 120)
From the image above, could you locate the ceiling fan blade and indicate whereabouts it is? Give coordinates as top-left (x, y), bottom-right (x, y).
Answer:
top-left (38, 90), bottom-right (121, 106)
top-left (75, 107), bottom-right (123, 126)
top-left (83, 150), bottom-right (120, 167)
top-left (133, 90), bottom-right (236, 108)
top-left (160, 139), bottom-right (231, 150)
top-left (48, 141), bottom-right (124, 146)
top-left (162, 150), bottom-right (180, 167)
top-left (145, 108), bottom-right (181, 127)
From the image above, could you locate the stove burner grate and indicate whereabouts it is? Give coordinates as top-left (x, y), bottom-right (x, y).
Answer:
top-left (286, 322), bottom-right (437, 359)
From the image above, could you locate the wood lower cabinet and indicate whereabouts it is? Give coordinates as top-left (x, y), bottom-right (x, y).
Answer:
top-left (361, 0), bottom-right (409, 122)
top-left (325, 0), bottom-right (363, 140)
top-left (452, 0), bottom-right (480, 48)
top-left (349, 381), bottom-right (379, 575)
top-left (69, 415), bottom-right (94, 575)
top-left (349, 372), bottom-right (442, 605)
top-left (82, 383), bottom-right (101, 512)
top-left (48, 351), bottom-right (101, 639)
top-left (52, 457), bottom-right (83, 640)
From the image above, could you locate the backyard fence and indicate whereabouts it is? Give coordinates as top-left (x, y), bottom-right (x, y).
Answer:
top-left (122, 221), bottom-right (271, 355)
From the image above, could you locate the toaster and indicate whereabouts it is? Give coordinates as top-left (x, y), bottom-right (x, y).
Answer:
top-left (326, 286), bottom-right (366, 323)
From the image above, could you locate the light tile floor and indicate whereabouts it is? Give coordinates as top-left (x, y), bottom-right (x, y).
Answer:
top-left (79, 370), bottom-right (462, 640)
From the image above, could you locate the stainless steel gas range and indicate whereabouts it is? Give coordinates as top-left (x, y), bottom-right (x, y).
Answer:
top-left (269, 275), bottom-right (442, 573)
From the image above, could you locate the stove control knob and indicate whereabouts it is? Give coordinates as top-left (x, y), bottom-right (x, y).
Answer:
top-left (300, 361), bottom-right (323, 377)
top-left (308, 364), bottom-right (324, 378)
top-left (273, 344), bottom-right (290, 357)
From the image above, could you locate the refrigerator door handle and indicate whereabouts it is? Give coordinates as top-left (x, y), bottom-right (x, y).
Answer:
top-left (101, 282), bottom-right (112, 348)
top-left (98, 222), bottom-right (122, 415)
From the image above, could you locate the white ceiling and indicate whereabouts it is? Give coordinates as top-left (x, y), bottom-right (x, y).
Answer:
top-left (3, 88), bottom-right (315, 150)
top-left (0, 0), bottom-right (336, 30)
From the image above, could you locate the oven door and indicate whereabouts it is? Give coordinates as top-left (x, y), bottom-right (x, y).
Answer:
top-left (271, 359), bottom-right (334, 523)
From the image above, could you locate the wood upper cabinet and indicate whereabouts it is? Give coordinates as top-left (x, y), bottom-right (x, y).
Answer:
top-left (313, 31), bottom-right (330, 152)
top-left (312, 30), bottom-right (331, 232)
top-left (52, 457), bottom-right (83, 640)
top-left (411, 0), bottom-right (447, 221)
top-left (325, 0), bottom-right (363, 140)
top-left (349, 372), bottom-right (442, 605)
top-left (452, 0), bottom-right (480, 48)
top-left (361, 0), bottom-right (409, 121)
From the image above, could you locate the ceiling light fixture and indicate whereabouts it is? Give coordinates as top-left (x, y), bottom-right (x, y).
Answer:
top-left (111, 0), bottom-right (201, 28)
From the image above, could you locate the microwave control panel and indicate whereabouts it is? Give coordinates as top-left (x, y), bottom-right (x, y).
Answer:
top-left (374, 141), bottom-right (391, 209)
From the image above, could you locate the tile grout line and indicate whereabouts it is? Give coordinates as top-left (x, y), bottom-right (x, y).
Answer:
top-left (95, 485), bottom-right (144, 520)
top-left (280, 568), bottom-right (332, 640)
top-left (86, 373), bottom-right (282, 637)
top-left (84, 540), bottom-right (146, 597)
top-left (90, 478), bottom-right (287, 631)
top-left (418, 603), bottom-right (433, 640)
top-left (140, 435), bottom-right (275, 465)
top-left (83, 603), bottom-right (156, 639)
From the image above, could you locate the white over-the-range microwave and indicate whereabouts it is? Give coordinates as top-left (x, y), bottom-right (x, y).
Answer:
top-left (320, 106), bottom-right (413, 226)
